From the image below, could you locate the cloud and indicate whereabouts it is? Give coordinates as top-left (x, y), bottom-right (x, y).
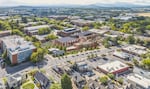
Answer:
top-left (0, 0), bottom-right (150, 6)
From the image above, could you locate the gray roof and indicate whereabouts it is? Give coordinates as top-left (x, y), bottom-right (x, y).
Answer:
top-left (56, 37), bottom-right (77, 43)
top-left (34, 71), bottom-right (50, 88)
top-left (63, 28), bottom-right (80, 33)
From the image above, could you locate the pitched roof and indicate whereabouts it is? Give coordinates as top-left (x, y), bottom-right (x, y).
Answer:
top-left (34, 71), bottom-right (50, 88)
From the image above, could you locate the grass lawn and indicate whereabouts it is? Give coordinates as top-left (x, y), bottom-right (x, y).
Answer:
top-left (22, 83), bottom-right (35, 89)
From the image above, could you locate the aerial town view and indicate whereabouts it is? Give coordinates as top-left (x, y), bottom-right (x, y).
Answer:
top-left (0, 0), bottom-right (150, 89)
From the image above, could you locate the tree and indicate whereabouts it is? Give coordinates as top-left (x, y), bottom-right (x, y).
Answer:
top-left (117, 78), bottom-right (123, 85)
top-left (126, 35), bottom-right (135, 44)
top-left (37, 48), bottom-right (45, 61)
top-left (21, 17), bottom-right (28, 23)
top-left (50, 83), bottom-right (61, 89)
top-left (30, 52), bottom-right (38, 63)
top-left (61, 74), bottom-right (72, 89)
top-left (142, 58), bottom-right (150, 69)
top-left (12, 29), bottom-right (24, 36)
top-left (2, 50), bottom-right (7, 59)
top-left (38, 27), bottom-right (51, 35)
top-left (45, 33), bottom-right (58, 41)
top-left (107, 73), bottom-right (115, 80)
top-left (82, 26), bottom-right (89, 31)
top-left (99, 76), bottom-right (108, 85)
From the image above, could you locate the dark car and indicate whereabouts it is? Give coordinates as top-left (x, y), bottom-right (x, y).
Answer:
top-left (103, 57), bottom-right (108, 61)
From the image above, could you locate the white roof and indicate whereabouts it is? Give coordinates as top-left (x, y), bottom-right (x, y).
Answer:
top-left (127, 74), bottom-right (150, 89)
top-left (98, 61), bottom-right (129, 73)
top-left (123, 45), bottom-right (147, 55)
top-left (113, 51), bottom-right (129, 59)
top-left (24, 25), bottom-right (49, 31)
top-left (89, 29), bottom-right (109, 35)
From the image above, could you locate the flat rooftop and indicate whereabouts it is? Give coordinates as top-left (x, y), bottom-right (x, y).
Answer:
top-left (122, 45), bottom-right (147, 55)
top-left (63, 28), bottom-right (80, 33)
top-left (89, 29), bottom-right (109, 35)
top-left (98, 61), bottom-right (129, 73)
top-left (1, 35), bottom-right (36, 54)
top-left (127, 74), bottom-right (150, 89)
top-left (24, 25), bottom-right (50, 31)
top-left (113, 51), bottom-right (129, 59)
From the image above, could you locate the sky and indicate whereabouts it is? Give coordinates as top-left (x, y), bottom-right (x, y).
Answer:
top-left (0, 0), bottom-right (150, 6)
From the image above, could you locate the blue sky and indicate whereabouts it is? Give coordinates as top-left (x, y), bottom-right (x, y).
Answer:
top-left (0, 0), bottom-right (150, 6)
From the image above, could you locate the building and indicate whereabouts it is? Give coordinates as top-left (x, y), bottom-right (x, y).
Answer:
top-left (89, 29), bottom-right (109, 35)
top-left (71, 31), bottom-right (97, 40)
top-left (34, 71), bottom-right (50, 89)
top-left (71, 19), bottom-right (94, 27)
top-left (0, 35), bottom-right (36, 64)
top-left (72, 72), bottom-right (86, 89)
top-left (57, 28), bottom-right (81, 37)
top-left (0, 30), bottom-right (11, 37)
top-left (87, 79), bottom-right (106, 89)
top-left (48, 15), bottom-right (68, 20)
top-left (54, 37), bottom-right (79, 47)
top-left (7, 73), bottom-right (27, 89)
top-left (122, 45), bottom-right (148, 56)
top-left (113, 51), bottom-right (130, 60)
top-left (127, 74), bottom-right (150, 89)
top-left (75, 61), bottom-right (90, 73)
top-left (97, 61), bottom-right (129, 75)
top-left (48, 48), bottom-right (65, 57)
top-left (24, 25), bottom-right (50, 36)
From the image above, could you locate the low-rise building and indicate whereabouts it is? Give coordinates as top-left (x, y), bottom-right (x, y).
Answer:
top-left (72, 72), bottom-right (86, 89)
top-left (54, 37), bottom-right (79, 47)
top-left (57, 28), bottom-right (81, 37)
top-left (48, 48), bottom-right (65, 57)
top-left (97, 61), bottom-right (129, 75)
top-left (24, 25), bottom-right (50, 36)
top-left (89, 29), bottom-right (109, 35)
top-left (127, 74), bottom-right (150, 89)
top-left (87, 79), bottom-right (106, 89)
top-left (122, 45), bottom-right (148, 56)
top-left (7, 73), bottom-right (27, 89)
top-left (113, 51), bottom-right (130, 60)
top-left (71, 19), bottom-right (94, 27)
top-left (0, 35), bottom-right (36, 64)
top-left (0, 30), bottom-right (11, 37)
top-left (34, 71), bottom-right (50, 89)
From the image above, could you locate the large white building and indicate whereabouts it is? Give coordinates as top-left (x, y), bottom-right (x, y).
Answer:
top-left (0, 35), bottom-right (36, 64)
top-left (127, 74), bottom-right (150, 89)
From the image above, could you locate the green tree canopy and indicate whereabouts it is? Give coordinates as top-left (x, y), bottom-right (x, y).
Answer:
top-left (99, 76), bottom-right (108, 85)
top-left (61, 74), bottom-right (72, 89)
top-left (38, 27), bottom-right (51, 35)
top-left (50, 83), bottom-right (62, 89)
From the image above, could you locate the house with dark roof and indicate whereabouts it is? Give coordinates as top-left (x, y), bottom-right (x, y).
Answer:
top-left (34, 71), bottom-right (50, 89)
top-left (57, 28), bottom-right (81, 37)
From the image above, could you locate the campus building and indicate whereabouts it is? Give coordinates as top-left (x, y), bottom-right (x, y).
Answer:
top-left (0, 35), bottom-right (36, 64)
top-left (24, 25), bottom-right (50, 36)
top-left (57, 28), bottom-right (81, 37)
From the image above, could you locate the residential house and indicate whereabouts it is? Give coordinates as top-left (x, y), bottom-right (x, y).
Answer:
top-left (34, 71), bottom-right (50, 89)
top-left (7, 73), bottom-right (27, 89)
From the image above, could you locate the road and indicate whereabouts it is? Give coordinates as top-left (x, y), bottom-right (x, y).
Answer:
top-left (0, 46), bottom-right (119, 82)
